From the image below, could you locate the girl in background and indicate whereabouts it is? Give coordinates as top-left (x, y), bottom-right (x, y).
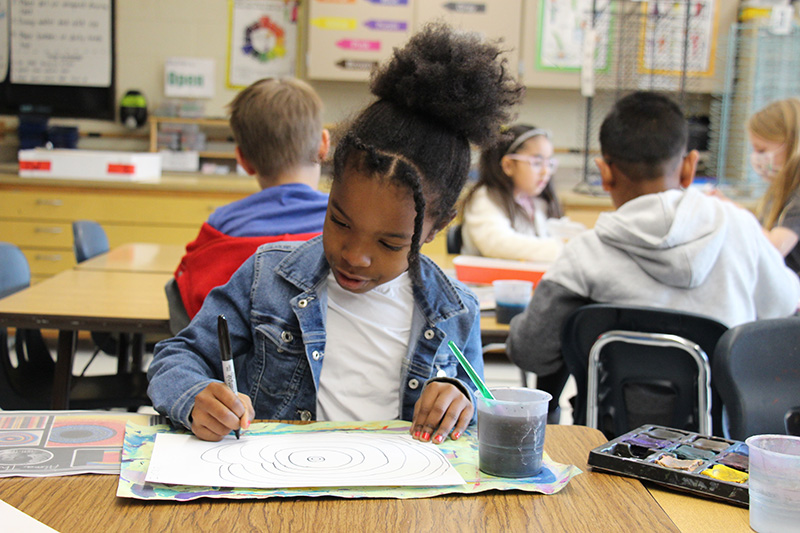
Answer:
top-left (747, 98), bottom-right (800, 275)
top-left (147, 23), bottom-right (524, 443)
top-left (460, 124), bottom-right (578, 262)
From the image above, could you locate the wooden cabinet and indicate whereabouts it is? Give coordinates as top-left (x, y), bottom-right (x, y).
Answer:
top-left (0, 172), bottom-right (258, 283)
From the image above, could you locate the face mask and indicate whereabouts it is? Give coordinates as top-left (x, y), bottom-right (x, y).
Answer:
top-left (750, 150), bottom-right (780, 180)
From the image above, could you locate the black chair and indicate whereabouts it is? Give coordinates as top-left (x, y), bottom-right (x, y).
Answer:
top-left (786, 407), bottom-right (800, 437)
top-left (165, 277), bottom-right (190, 336)
top-left (446, 224), bottom-right (463, 255)
top-left (0, 242), bottom-right (56, 409)
top-left (712, 317), bottom-right (800, 440)
top-left (561, 304), bottom-right (728, 439)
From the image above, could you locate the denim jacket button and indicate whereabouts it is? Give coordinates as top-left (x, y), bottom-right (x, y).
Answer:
top-left (408, 378), bottom-right (420, 389)
top-left (312, 350), bottom-right (322, 361)
top-left (298, 299), bottom-right (308, 308)
top-left (299, 410), bottom-right (312, 421)
top-left (423, 329), bottom-right (435, 340)
top-left (281, 331), bottom-right (293, 343)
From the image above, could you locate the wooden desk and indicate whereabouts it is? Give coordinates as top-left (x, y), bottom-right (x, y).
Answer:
top-left (480, 313), bottom-right (510, 346)
top-left (0, 269), bottom-right (172, 409)
top-left (0, 425), bottom-right (691, 532)
top-left (75, 242), bottom-right (184, 274)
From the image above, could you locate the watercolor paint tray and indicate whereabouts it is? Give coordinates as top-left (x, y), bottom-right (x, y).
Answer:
top-left (588, 425), bottom-right (749, 506)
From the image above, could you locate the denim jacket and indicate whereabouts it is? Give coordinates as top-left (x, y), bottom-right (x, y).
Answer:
top-left (147, 236), bottom-right (484, 430)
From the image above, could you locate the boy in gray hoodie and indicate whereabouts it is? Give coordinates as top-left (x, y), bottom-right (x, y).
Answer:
top-left (507, 91), bottom-right (800, 423)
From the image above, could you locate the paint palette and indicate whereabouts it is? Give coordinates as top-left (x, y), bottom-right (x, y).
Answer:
top-left (588, 425), bottom-right (749, 506)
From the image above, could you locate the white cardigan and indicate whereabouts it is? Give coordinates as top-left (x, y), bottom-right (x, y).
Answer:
top-left (460, 185), bottom-right (564, 262)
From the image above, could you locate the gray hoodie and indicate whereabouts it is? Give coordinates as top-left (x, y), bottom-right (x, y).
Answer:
top-left (507, 188), bottom-right (800, 378)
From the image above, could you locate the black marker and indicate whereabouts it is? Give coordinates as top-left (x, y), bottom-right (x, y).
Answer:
top-left (217, 314), bottom-right (240, 439)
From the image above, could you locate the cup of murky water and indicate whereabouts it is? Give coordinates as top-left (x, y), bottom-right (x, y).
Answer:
top-left (476, 387), bottom-right (551, 478)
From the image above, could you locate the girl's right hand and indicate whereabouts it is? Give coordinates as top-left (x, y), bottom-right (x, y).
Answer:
top-left (190, 382), bottom-right (254, 441)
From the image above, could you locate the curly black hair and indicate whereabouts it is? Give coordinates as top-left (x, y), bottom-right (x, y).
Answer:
top-left (333, 22), bottom-right (525, 282)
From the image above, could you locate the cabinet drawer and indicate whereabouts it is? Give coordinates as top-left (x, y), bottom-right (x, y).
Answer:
top-left (0, 189), bottom-right (232, 225)
top-left (0, 220), bottom-right (73, 248)
top-left (22, 249), bottom-right (76, 275)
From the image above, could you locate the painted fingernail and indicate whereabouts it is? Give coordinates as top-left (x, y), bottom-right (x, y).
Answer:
top-left (452, 431), bottom-right (460, 440)
top-left (413, 430), bottom-right (420, 438)
top-left (421, 432), bottom-right (430, 441)
top-left (433, 434), bottom-right (444, 444)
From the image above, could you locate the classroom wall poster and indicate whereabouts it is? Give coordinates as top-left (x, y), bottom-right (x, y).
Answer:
top-left (227, 0), bottom-right (299, 89)
top-left (637, 0), bottom-right (718, 77)
top-left (536, 0), bottom-right (611, 72)
top-left (306, 0), bottom-right (414, 82)
top-left (9, 0), bottom-right (112, 87)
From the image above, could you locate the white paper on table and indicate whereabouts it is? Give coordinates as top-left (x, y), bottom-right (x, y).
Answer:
top-left (0, 499), bottom-right (60, 532)
top-left (145, 432), bottom-right (465, 488)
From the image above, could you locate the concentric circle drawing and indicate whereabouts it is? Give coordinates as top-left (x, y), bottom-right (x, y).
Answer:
top-left (0, 448), bottom-right (53, 465)
top-left (198, 433), bottom-right (459, 487)
top-left (48, 424), bottom-right (117, 444)
top-left (0, 431), bottom-right (41, 447)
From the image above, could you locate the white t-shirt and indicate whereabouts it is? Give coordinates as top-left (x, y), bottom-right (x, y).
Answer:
top-left (316, 270), bottom-right (414, 421)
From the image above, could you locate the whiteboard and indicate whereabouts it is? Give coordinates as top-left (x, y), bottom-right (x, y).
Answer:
top-left (9, 0), bottom-right (112, 87)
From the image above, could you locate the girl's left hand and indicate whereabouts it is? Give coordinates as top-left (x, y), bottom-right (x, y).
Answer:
top-left (410, 381), bottom-right (473, 444)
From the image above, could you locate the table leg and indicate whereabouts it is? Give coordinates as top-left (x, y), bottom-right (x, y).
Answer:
top-left (52, 330), bottom-right (77, 409)
top-left (117, 333), bottom-right (131, 374)
top-left (132, 333), bottom-right (144, 373)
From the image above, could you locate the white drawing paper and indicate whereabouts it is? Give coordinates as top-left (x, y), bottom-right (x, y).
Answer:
top-left (146, 432), bottom-right (466, 488)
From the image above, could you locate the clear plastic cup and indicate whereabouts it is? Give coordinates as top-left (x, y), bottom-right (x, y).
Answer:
top-left (492, 279), bottom-right (533, 324)
top-left (746, 434), bottom-right (800, 533)
top-left (476, 387), bottom-right (551, 478)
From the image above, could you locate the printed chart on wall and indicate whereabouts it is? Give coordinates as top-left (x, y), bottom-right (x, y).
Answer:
top-left (306, 0), bottom-right (414, 82)
top-left (416, 0), bottom-right (522, 81)
top-left (227, 0), bottom-right (299, 88)
top-left (0, 411), bottom-right (158, 477)
top-left (536, 0), bottom-right (612, 72)
top-left (638, 0), bottom-right (718, 77)
top-left (8, 0), bottom-right (112, 87)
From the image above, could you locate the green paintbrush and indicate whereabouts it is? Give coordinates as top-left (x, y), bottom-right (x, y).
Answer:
top-left (447, 341), bottom-right (495, 400)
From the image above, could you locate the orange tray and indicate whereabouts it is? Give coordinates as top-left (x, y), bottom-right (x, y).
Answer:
top-left (452, 255), bottom-right (550, 285)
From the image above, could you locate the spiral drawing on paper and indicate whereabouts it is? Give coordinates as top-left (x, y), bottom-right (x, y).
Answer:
top-left (200, 433), bottom-right (454, 486)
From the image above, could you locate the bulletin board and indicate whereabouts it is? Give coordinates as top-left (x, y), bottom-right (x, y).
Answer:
top-left (0, 0), bottom-right (115, 120)
top-left (306, 0), bottom-right (414, 82)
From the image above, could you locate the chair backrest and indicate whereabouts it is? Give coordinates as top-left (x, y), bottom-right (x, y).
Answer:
top-left (164, 277), bottom-right (191, 336)
top-left (446, 224), bottom-right (463, 255)
top-left (712, 317), bottom-right (800, 440)
top-left (561, 304), bottom-right (728, 438)
top-left (72, 220), bottom-right (109, 263)
top-left (0, 242), bottom-right (31, 299)
top-left (0, 242), bottom-right (55, 409)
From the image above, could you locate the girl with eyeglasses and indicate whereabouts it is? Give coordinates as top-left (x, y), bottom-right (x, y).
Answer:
top-left (460, 124), bottom-right (577, 261)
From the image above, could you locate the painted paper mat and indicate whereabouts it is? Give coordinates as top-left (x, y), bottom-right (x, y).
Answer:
top-left (118, 420), bottom-right (582, 500)
top-left (0, 410), bottom-right (162, 477)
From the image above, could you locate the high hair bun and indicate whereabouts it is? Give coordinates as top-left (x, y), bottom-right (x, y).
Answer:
top-left (369, 22), bottom-right (524, 148)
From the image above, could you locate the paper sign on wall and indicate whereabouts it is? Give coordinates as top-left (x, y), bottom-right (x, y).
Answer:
top-left (165, 57), bottom-right (216, 98)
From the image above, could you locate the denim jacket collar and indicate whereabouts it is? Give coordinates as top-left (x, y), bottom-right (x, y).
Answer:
top-left (275, 235), bottom-right (468, 324)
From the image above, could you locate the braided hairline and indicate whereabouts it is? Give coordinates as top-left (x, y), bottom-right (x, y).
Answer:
top-left (335, 133), bottom-right (427, 285)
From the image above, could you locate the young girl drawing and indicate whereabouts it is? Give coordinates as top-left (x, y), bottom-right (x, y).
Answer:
top-left (147, 23), bottom-right (524, 443)
top-left (747, 98), bottom-right (800, 275)
top-left (460, 124), bottom-right (572, 262)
